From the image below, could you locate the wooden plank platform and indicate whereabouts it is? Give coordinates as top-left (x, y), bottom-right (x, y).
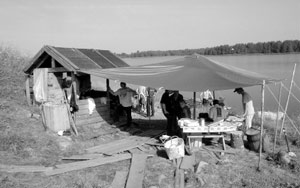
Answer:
top-left (109, 171), bottom-right (128, 188)
top-left (62, 153), bottom-right (104, 161)
top-left (0, 164), bottom-right (53, 173)
top-left (125, 154), bottom-right (148, 188)
top-left (86, 137), bottom-right (149, 155)
top-left (76, 106), bottom-right (110, 116)
top-left (77, 98), bottom-right (110, 106)
top-left (45, 153), bottom-right (131, 176)
top-left (85, 129), bottom-right (165, 155)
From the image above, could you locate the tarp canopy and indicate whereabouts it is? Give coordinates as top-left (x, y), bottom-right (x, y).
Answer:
top-left (80, 54), bottom-right (280, 92)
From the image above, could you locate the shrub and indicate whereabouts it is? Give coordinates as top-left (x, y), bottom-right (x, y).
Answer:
top-left (0, 45), bottom-right (30, 100)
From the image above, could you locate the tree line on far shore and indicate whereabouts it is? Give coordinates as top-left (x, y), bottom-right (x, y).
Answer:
top-left (118, 40), bottom-right (300, 58)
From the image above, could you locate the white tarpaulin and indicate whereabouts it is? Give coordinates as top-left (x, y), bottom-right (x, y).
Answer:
top-left (80, 54), bottom-right (280, 92)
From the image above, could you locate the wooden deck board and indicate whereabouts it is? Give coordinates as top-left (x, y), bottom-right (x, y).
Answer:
top-left (0, 164), bottom-right (53, 173)
top-left (85, 129), bottom-right (164, 155)
top-left (45, 154), bottom-right (131, 176)
top-left (109, 171), bottom-right (128, 188)
top-left (125, 154), bottom-right (148, 188)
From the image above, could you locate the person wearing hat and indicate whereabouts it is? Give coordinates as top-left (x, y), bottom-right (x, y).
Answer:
top-left (234, 87), bottom-right (255, 129)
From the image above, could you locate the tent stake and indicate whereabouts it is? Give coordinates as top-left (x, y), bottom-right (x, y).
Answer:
top-left (258, 80), bottom-right (265, 171)
top-left (279, 64), bottom-right (296, 137)
top-left (273, 82), bottom-right (282, 154)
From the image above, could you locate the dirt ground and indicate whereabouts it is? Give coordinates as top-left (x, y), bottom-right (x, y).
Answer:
top-left (1, 98), bottom-right (300, 188)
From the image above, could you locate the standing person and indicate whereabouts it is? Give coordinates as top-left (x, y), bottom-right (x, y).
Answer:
top-left (170, 90), bottom-right (184, 136)
top-left (234, 88), bottom-right (255, 129)
top-left (136, 85), bottom-right (147, 114)
top-left (108, 82), bottom-right (136, 128)
top-left (170, 90), bottom-right (184, 119)
top-left (146, 87), bottom-right (157, 116)
top-left (160, 90), bottom-right (176, 136)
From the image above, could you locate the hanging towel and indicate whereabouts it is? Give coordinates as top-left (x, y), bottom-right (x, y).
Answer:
top-left (33, 68), bottom-right (48, 102)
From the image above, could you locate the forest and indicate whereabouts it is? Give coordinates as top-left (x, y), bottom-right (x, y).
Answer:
top-left (118, 40), bottom-right (300, 58)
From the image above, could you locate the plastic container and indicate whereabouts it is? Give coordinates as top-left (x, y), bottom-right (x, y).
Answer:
top-left (200, 118), bottom-right (205, 126)
top-left (164, 136), bottom-right (185, 160)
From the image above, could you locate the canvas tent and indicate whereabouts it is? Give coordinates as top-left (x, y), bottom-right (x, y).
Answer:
top-left (81, 53), bottom-right (282, 170)
top-left (80, 54), bottom-right (279, 92)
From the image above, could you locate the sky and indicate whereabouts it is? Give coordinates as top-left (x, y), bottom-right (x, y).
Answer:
top-left (0, 0), bottom-right (299, 56)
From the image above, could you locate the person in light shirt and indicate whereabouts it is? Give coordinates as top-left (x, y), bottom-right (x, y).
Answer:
top-left (109, 82), bottom-right (137, 128)
top-left (234, 87), bottom-right (255, 129)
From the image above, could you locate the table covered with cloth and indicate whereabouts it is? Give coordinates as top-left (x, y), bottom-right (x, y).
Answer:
top-left (178, 116), bottom-right (244, 133)
top-left (178, 116), bottom-right (244, 151)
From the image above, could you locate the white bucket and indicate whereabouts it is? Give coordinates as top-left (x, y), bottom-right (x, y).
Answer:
top-left (164, 136), bottom-right (185, 160)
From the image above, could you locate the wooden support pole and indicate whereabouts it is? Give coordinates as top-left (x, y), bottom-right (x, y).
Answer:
top-left (280, 64), bottom-right (296, 137)
top-left (258, 80), bottom-right (265, 171)
top-left (106, 79), bottom-right (110, 95)
top-left (25, 75), bottom-right (31, 106)
top-left (106, 79), bottom-right (110, 107)
top-left (147, 87), bottom-right (151, 117)
top-left (71, 73), bottom-right (77, 124)
top-left (193, 92), bottom-right (196, 119)
top-left (106, 79), bottom-right (112, 120)
top-left (273, 82), bottom-right (282, 154)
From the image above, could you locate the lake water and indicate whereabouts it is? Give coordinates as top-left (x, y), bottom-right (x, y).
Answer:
top-left (92, 54), bottom-right (300, 116)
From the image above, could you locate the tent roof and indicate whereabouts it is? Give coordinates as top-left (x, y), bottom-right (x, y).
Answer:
top-left (24, 45), bottom-right (129, 74)
top-left (80, 54), bottom-right (280, 92)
